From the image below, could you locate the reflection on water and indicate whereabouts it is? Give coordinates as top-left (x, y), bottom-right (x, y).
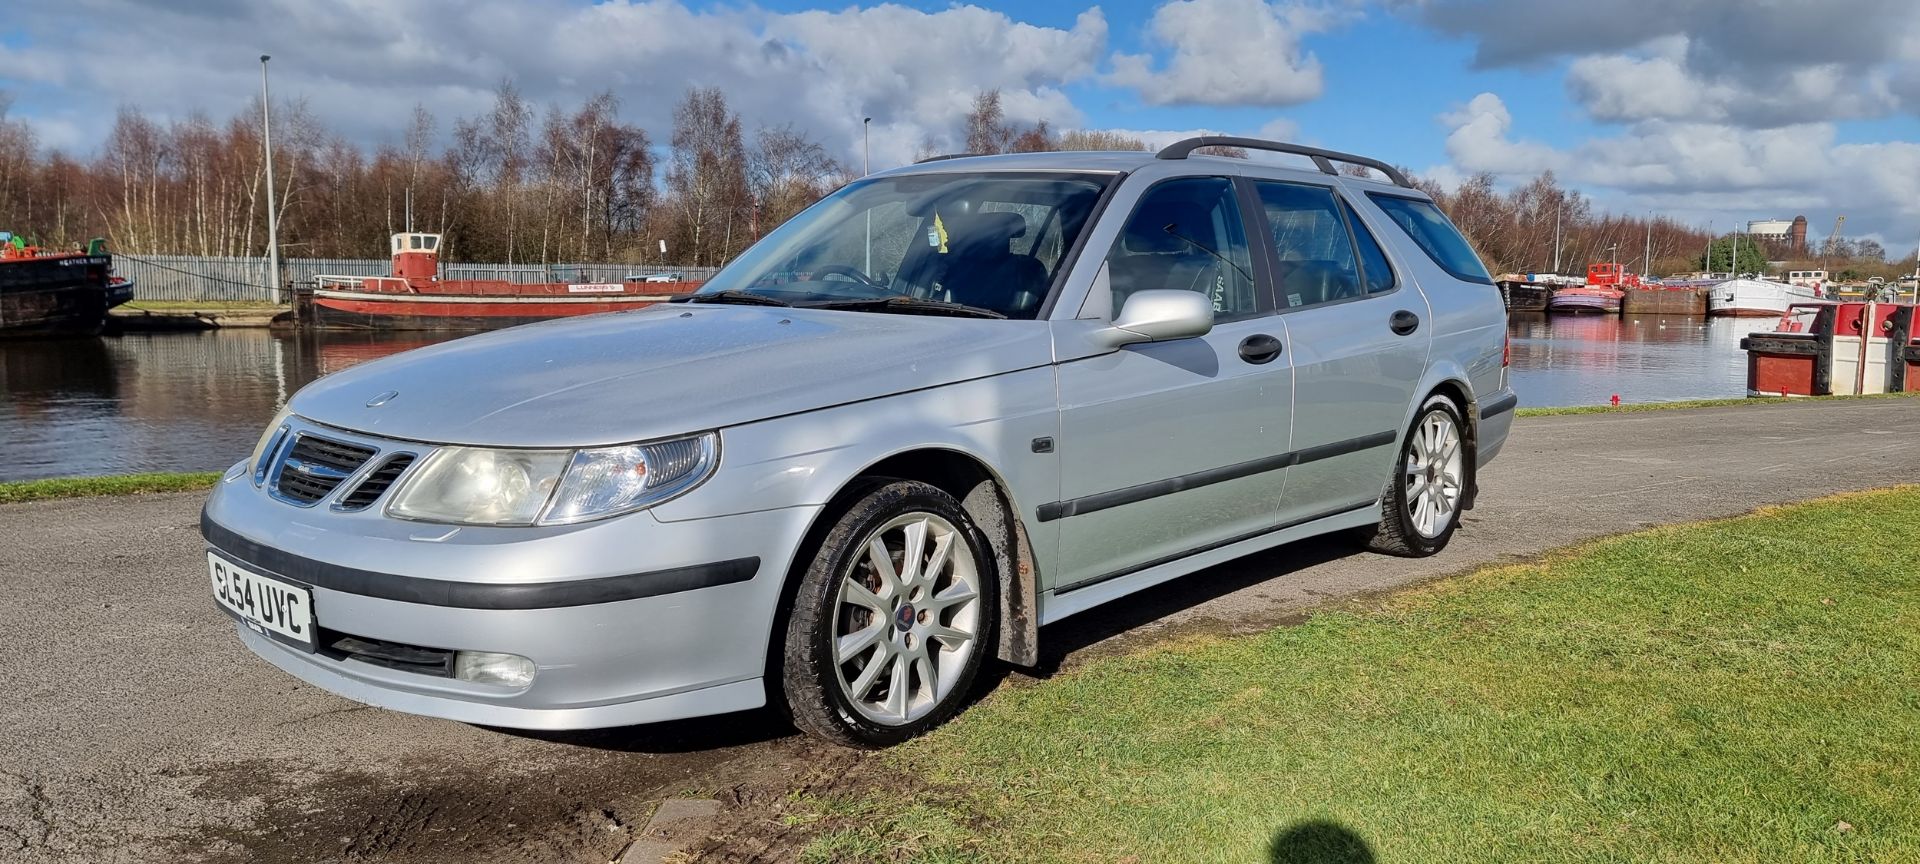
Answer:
top-left (1507, 313), bottom-right (1767, 409)
top-left (0, 330), bottom-right (461, 482)
top-left (1, 314), bottom-right (1773, 481)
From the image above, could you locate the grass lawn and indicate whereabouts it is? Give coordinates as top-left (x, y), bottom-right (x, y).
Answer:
top-left (1515, 391), bottom-right (1920, 417)
top-left (0, 472), bottom-right (221, 504)
top-left (805, 487), bottom-right (1920, 863)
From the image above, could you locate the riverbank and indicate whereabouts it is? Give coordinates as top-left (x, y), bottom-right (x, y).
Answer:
top-left (709, 486), bottom-right (1920, 863)
top-left (0, 472), bottom-right (219, 504)
top-left (1515, 390), bottom-right (1920, 417)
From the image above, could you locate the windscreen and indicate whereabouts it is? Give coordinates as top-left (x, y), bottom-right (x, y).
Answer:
top-left (696, 172), bottom-right (1113, 319)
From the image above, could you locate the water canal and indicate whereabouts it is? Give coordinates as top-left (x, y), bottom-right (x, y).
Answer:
top-left (1, 314), bottom-right (1765, 482)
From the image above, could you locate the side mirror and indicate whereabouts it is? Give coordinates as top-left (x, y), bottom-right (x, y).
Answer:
top-left (1097, 290), bottom-right (1214, 348)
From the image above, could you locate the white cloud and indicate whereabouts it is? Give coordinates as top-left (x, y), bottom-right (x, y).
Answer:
top-left (1416, 0), bottom-right (1920, 126)
top-left (1107, 0), bottom-right (1329, 107)
top-left (0, 0), bottom-right (1110, 170)
top-left (1436, 91), bottom-right (1920, 243)
top-left (1441, 93), bottom-right (1566, 176)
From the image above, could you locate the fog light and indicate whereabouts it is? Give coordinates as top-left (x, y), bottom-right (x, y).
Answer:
top-left (453, 651), bottom-right (536, 688)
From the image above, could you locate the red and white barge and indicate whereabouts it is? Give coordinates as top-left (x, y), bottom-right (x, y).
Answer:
top-left (309, 233), bottom-right (698, 331)
top-left (1741, 301), bottom-right (1920, 396)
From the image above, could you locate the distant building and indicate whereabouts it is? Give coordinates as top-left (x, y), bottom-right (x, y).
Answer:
top-left (1747, 216), bottom-right (1808, 252)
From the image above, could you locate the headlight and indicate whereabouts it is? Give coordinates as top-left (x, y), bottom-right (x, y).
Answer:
top-left (250, 407), bottom-right (293, 486)
top-left (385, 432), bottom-right (718, 526)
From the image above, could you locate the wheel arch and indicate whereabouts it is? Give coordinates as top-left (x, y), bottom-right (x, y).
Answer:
top-left (1410, 371), bottom-right (1481, 510)
top-left (774, 446), bottom-right (1041, 671)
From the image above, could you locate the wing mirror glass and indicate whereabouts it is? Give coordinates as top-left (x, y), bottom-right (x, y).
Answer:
top-left (1097, 289), bottom-right (1214, 348)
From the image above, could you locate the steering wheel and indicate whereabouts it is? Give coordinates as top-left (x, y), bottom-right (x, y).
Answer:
top-left (811, 264), bottom-right (894, 293)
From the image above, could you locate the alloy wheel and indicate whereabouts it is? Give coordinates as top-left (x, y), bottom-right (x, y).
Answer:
top-left (1404, 409), bottom-right (1464, 539)
top-left (830, 512), bottom-right (982, 726)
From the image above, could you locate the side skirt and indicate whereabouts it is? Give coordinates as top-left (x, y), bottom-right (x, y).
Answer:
top-left (1037, 500), bottom-right (1380, 626)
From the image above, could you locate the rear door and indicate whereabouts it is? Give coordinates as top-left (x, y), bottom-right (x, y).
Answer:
top-left (1246, 179), bottom-right (1431, 524)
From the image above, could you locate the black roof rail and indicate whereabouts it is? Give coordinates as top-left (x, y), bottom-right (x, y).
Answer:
top-left (916, 152), bottom-right (984, 164)
top-left (1155, 136), bottom-right (1414, 189)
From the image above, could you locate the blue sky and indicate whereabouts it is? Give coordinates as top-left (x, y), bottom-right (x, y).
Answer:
top-left (2, 0), bottom-right (1917, 249)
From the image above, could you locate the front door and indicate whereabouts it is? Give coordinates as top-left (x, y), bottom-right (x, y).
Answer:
top-left (1247, 180), bottom-right (1432, 525)
top-left (1052, 176), bottom-right (1293, 588)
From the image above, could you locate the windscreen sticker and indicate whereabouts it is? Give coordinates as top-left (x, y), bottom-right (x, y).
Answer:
top-left (1287, 292), bottom-right (1304, 307)
top-left (927, 212), bottom-right (949, 253)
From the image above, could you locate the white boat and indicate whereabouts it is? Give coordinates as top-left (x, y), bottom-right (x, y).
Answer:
top-left (1707, 277), bottom-right (1822, 318)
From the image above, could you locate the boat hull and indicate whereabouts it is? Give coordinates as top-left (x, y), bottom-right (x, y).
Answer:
top-left (309, 289), bottom-right (676, 331)
top-left (1547, 292), bottom-right (1622, 314)
top-left (0, 254), bottom-right (113, 339)
top-left (1708, 279), bottom-right (1820, 318)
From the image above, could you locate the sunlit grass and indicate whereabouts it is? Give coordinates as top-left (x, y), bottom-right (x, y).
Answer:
top-left (1517, 390), bottom-right (1920, 416)
top-left (0, 472), bottom-right (220, 504)
top-left (807, 487), bottom-right (1920, 863)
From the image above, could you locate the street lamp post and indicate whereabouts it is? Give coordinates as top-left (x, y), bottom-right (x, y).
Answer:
top-left (260, 55), bottom-right (283, 305)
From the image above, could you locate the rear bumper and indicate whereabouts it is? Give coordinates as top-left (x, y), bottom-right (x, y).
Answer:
top-left (1476, 388), bottom-right (1517, 467)
top-left (202, 471), bottom-right (821, 729)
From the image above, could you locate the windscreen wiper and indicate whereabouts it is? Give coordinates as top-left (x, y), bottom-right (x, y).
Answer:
top-left (801, 296), bottom-right (1007, 319)
top-left (670, 290), bottom-right (793, 307)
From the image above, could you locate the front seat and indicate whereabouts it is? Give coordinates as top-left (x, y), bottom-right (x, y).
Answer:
top-left (937, 211), bottom-right (1047, 315)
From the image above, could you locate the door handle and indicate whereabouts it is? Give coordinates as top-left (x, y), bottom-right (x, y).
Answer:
top-left (1389, 310), bottom-right (1421, 336)
top-left (1238, 333), bottom-right (1283, 364)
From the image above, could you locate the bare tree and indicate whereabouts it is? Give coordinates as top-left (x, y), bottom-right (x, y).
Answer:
top-left (1055, 129), bottom-right (1149, 151)
top-left (665, 87), bottom-right (749, 266)
top-left (748, 124), bottom-right (842, 232)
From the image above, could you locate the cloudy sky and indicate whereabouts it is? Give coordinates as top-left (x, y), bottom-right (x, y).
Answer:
top-left (2, 0), bottom-right (1917, 251)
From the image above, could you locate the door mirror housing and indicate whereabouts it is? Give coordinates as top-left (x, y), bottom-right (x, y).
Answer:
top-left (1096, 290), bottom-right (1214, 348)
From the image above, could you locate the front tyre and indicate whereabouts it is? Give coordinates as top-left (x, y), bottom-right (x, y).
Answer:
top-left (781, 480), bottom-right (997, 748)
top-left (1358, 395), bottom-right (1469, 557)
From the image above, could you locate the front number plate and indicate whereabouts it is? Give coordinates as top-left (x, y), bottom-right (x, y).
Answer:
top-left (208, 551), bottom-right (316, 650)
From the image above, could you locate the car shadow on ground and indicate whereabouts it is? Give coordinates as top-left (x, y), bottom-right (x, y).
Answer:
top-left (1031, 533), bottom-right (1363, 673)
top-left (1269, 820), bottom-right (1375, 863)
top-left (494, 708), bottom-right (796, 754)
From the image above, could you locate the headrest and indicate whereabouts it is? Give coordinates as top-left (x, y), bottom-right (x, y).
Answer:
top-left (943, 211), bottom-right (1028, 245)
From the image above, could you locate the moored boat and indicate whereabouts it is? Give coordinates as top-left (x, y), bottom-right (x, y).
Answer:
top-left (1708, 277), bottom-right (1821, 317)
top-left (309, 233), bottom-right (698, 330)
top-left (0, 234), bottom-right (115, 338)
top-left (1547, 285), bottom-right (1624, 313)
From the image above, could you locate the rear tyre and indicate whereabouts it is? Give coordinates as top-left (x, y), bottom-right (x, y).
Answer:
top-left (781, 480), bottom-right (997, 748)
top-left (1357, 395), bottom-right (1469, 557)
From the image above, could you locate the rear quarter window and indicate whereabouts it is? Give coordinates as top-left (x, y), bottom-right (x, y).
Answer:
top-left (1366, 194), bottom-right (1493, 285)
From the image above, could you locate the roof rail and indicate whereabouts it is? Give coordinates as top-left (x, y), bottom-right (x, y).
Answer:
top-left (915, 152), bottom-right (984, 164)
top-left (1155, 136), bottom-right (1414, 189)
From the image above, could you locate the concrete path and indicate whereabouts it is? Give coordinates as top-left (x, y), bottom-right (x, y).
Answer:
top-left (4, 399), bottom-right (1918, 863)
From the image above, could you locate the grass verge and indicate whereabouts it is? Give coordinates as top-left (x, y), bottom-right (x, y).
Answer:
top-left (1517, 390), bottom-right (1920, 417)
top-left (800, 487), bottom-right (1920, 863)
top-left (0, 472), bottom-right (221, 504)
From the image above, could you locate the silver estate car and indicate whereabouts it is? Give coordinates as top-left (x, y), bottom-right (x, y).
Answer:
top-left (203, 138), bottom-right (1516, 747)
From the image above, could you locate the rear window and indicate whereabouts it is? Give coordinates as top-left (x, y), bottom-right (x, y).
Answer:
top-left (1366, 194), bottom-right (1492, 285)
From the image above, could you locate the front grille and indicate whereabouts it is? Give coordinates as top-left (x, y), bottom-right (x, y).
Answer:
top-left (321, 630), bottom-right (454, 677)
top-left (336, 453), bottom-right (415, 510)
top-left (272, 434), bottom-right (376, 505)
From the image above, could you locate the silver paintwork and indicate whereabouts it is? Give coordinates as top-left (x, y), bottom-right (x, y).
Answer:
top-left (204, 149), bottom-right (1515, 730)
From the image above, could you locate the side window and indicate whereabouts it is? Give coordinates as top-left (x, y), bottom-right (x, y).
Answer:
top-left (1343, 201), bottom-right (1395, 295)
top-left (1253, 182), bottom-right (1361, 309)
top-left (1104, 177), bottom-right (1258, 320)
top-left (1366, 194), bottom-right (1494, 284)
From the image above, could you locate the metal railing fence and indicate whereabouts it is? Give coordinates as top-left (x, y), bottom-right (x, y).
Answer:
top-left (116, 254), bottom-right (719, 302)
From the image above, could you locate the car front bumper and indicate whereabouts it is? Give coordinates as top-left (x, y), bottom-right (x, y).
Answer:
top-left (201, 471), bottom-right (821, 730)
